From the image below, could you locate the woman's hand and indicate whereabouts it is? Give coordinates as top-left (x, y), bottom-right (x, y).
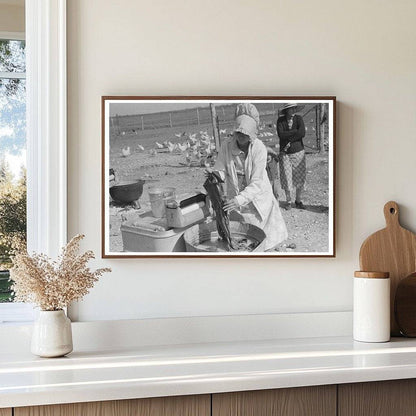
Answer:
top-left (204, 168), bottom-right (213, 177)
top-left (205, 169), bottom-right (225, 183)
top-left (223, 198), bottom-right (239, 213)
top-left (266, 146), bottom-right (277, 157)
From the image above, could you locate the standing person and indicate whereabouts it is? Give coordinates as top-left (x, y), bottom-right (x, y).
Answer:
top-left (276, 103), bottom-right (306, 210)
top-left (212, 114), bottom-right (288, 251)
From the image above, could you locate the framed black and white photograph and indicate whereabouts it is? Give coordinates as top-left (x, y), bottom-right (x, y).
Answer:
top-left (102, 96), bottom-right (336, 258)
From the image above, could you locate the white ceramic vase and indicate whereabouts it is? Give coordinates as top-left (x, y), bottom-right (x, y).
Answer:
top-left (31, 310), bottom-right (73, 357)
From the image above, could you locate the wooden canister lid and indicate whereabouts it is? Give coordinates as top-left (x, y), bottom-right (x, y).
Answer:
top-left (354, 271), bottom-right (390, 279)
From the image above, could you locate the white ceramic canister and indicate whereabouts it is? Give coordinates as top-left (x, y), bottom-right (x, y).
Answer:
top-left (353, 271), bottom-right (390, 342)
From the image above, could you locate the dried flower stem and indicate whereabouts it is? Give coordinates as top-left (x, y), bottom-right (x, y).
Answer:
top-left (10, 235), bottom-right (111, 310)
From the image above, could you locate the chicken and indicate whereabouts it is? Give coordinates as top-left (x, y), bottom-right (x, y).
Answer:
top-left (188, 133), bottom-right (197, 143)
top-left (185, 153), bottom-right (192, 166)
top-left (109, 168), bottom-right (116, 185)
top-left (177, 142), bottom-right (188, 152)
top-left (121, 146), bottom-right (131, 157)
top-left (205, 143), bottom-right (214, 156)
top-left (167, 141), bottom-right (177, 153)
top-left (155, 141), bottom-right (164, 149)
top-left (200, 137), bottom-right (211, 146)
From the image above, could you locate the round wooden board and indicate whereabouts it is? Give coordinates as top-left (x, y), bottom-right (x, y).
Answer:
top-left (359, 201), bottom-right (416, 336)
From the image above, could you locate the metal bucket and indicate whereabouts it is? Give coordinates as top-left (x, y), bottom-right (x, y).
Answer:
top-left (148, 187), bottom-right (176, 218)
top-left (184, 221), bottom-right (266, 252)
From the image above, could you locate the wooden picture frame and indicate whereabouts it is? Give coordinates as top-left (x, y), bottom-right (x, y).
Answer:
top-left (102, 96), bottom-right (336, 258)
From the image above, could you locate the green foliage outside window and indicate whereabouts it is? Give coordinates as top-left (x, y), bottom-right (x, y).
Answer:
top-left (0, 39), bottom-right (27, 302)
top-left (0, 161), bottom-right (26, 302)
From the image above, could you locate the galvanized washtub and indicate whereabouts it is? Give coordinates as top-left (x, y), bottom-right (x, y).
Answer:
top-left (184, 220), bottom-right (266, 253)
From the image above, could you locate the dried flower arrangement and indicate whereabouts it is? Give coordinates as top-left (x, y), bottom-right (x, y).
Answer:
top-left (10, 234), bottom-right (111, 311)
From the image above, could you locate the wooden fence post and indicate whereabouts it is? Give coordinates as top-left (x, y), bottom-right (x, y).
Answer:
top-left (315, 105), bottom-right (321, 152)
top-left (169, 112), bottom-right (173, 128)
top-left (141, 115), bottom-right (144, 131)
top-left (110, 116), bottom-right (114, 134)
top-left (196, 108), bottom-right (200, 125)
top-left (115, 114), bottom-right (120, 135)
top-left (210, 104), bottom-right (221, 150)
top-left (319, 104), bottom-right (327, 151)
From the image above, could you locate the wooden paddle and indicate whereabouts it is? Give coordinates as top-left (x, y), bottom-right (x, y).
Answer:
top-left (359, 201), bottom-right (416, 336)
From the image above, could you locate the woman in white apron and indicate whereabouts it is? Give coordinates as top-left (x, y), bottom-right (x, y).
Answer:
top-left (213, 114), bottom-right (288, 250)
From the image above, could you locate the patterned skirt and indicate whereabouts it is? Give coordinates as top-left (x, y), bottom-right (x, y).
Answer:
top-left (279, 150), bottom-right (306, 190)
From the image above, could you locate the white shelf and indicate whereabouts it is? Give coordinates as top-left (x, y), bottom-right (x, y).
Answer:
top-left (2, 334), bottom-right (416, 408)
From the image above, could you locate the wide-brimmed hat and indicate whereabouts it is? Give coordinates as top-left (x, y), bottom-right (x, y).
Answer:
top-left (280, 103), bottom-right (304, 113)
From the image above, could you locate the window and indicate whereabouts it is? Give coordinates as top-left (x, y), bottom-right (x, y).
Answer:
top-left (0, 0), bottom-right (68, 324)
top-left (0, 34), bottom-right (26, 305)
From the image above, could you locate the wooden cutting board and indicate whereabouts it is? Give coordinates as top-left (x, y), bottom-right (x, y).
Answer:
top-left (359, 201), bottom-right (416, 336)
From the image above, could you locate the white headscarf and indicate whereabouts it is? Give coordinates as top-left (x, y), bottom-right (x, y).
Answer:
top-left (235, 103), bottom-right (260, 127)
top-left (234, 114), bottom-right (258, 141)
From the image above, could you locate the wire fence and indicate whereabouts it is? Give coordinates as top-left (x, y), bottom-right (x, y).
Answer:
top-left (110, 103), bottom-right (329, 152)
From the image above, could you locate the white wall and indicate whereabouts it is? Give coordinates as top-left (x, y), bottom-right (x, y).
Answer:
top-left (0, 3), bottom-right (24, 33)
top-left (67, 0), bottom-right (416, 322)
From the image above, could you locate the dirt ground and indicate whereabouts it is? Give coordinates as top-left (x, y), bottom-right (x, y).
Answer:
top-left (108, 128), bottom-right (330, 254)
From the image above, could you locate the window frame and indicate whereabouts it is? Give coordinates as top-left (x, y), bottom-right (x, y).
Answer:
top-left (0, 0), bottom-right (67, 323)
top-left (26, 0), bottom-right (67, 257)
top-left (0, 31), bottom-right (24, 41)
